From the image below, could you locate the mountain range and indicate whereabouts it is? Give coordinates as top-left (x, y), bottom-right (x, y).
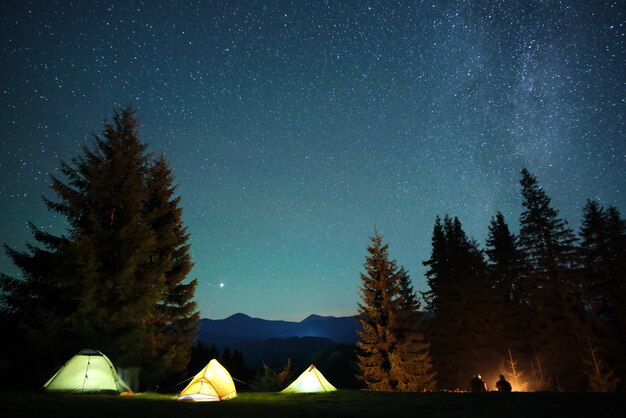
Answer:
top-left (197, 313), bottom-right (361, 370)
top-left (198, 313), bottom-right (360, 346)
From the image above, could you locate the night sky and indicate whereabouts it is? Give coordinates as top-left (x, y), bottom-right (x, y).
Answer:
top-left (1, 1), bottom-right (624, 321)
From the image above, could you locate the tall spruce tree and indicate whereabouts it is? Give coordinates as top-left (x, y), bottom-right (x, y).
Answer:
top-left (579, 200), bottom-right (626, 389)
top-left (486, 212), bottom-right (525, 305)
top-left (138, 155), bottom-right (199, 385)
top-left (356, 231), bottom-right (402, 391)
top-left (485, 212), bottom-right (531, 381)
top-left (421, 216), bottom-right (446, 312)
top-left (579, 200), bottom-right (612, 316)
top-left (581, 204), bottom-right (626, 328)
top-left (1, 223), bottom-right (73, 380)
top-left (389, 268), bottom-right (436, 391)
top-left (357, 232), bottom-right (436, 391)
top-left (423, 215), bottom-right (497, 390)
top-left (0, 107), bottom-right (198, 389)
top-left (518, 168), bottom-right (586, 389)
top-left (603, 206), bottom-right (626, 339)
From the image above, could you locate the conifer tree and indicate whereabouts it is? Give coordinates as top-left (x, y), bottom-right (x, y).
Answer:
top-left (187, 342), bottom-right (220, 376)
top-left (0, 107), bottom-right (198, 389)
top-left (397, 267), bottom-right (420, 314)
top-left (421, 216), bottom-right (446, 312)
top-left (518, 168), bottom-right (586, 389)
top-left (0, 225), bottom-right (73, 380)
top-left (137, 155), bottom-right (199, 384)
top-left (604, 206), bottom-right (626, 281)
top-left (530, 348), bottom-right (553, 391)
top-left (580, 201), bottom-right (626, 325)
top-left (230, 350), bottom-right (250, 382)
top-left (209, 344), bottom-right (220, 360)
top-left (603, 207), bottom-right (626, 382)
top-left (500, 349), bottom-right (528, 392)
top-left (356, 231), bottom-right (402, 391)
top-left (422, 215), bottom-right (496, 390)
top-left (579, 200), bottom-right (626, 389)
top-left (485, 212), bottom-right (531, 369)
top-left (390, 268), bottom-right (436, 391)
top-left (583, 336), bottom-right (620, 392)
top-left (250, 359), bottom-right (293, 391)
top-left (486, 212), bottom-right (525, 305)
top-left (221, 347), bottom-right (233, 369)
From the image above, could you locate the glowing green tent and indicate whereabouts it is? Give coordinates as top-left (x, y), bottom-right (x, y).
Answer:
top-left (43, 349), bottom-right (132, 394)
top-left (281, 364), bottom-right (337, 393)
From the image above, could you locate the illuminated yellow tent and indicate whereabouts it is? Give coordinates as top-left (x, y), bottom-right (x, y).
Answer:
top-left (281, 364), bottom-right (337, 393)
top-left (43, 349), bottom-right (132, 394)
top-left (176, 359), bottom-right (237, 401)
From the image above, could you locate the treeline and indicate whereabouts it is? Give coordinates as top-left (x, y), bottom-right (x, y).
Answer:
top-left (358, 169), bottom-right (625, 392)
top-left (188, 341), bottom-right (362, 391)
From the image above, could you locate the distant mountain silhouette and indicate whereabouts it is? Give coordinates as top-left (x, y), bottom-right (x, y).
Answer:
top-left (197, 313), bottom-right (362, 371)
top-left (198, 313), bottom-right (360, 348)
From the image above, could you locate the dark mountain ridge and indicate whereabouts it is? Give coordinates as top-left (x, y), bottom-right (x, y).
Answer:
top-left (197, 313), bottom-right (361, 348)
top-left (196, 313), bottom-right (361, 371)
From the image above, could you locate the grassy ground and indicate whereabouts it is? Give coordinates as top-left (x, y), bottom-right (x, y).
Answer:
top-left (2, 390), bottom-right (625, 418)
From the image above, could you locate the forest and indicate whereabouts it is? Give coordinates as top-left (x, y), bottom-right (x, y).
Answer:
top-left (356, 169), bottom-right (625, 392)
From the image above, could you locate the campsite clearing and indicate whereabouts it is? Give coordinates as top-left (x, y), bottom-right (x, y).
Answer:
top-left (2, 390), bottom-right (624, 418)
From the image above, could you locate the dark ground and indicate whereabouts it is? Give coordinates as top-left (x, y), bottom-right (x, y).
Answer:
top-left (2, 391), bottom-right (625, 418)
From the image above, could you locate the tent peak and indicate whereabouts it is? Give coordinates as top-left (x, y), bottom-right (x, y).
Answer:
top-left (77, 349), bottom-right (103, 356)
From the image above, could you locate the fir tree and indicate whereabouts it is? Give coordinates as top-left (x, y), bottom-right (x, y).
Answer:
top-left (208, 344), bottom-right (220, 361)
top-left (221, 347), bottom-right (233, 369)
top-left (187, 342), bottom-right (220, 376)
top-left (230, 350), bottom-right (250, 383)
top-left (603, 206), bottom-right (626, 385)
top-left (518, 168), bottom-right (586, 389)
top-left (580, 202), bottom-right (626, 324)
top-left (356, 231), bottom-right (402, 391)
top-left (390, 268), bottom-right (436, 391)
top-left (139, 155), bottom-right (199, 385)
top-left (486, 212), bottom-right (525, 305)
top-left (250, 359), bottom-right (293, 391)
top-left (421, 216), bottom-right (446, 312)
top-left (579, 201), bottom-right (626, 389)
top-left (485, 212), bottom-right (531, 371)
top-left (604, 206), bottom-right (626, 283)
top-left (583, 336), bottom-right (619, 392)
top-left (530, 348), bottom-right (553, 391)
top-left (579, 200), bottom-right (610, 315)
top-left (0, 227), bottom-right (73, 384)
top-left (250, 363), bottom-right (280, 392)
top-left (500, 349), bottom-right (528, 392)
top-left (422, 215), bottom-right (496, 390)
top-left (0, 107), bottom-right (198, 389)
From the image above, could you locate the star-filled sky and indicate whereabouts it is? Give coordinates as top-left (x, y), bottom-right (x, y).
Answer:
top-left (1, 1), bottom-right (624, 321)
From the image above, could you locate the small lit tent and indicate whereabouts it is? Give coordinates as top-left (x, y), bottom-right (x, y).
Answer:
top-left (176, 359), bottom-right (237, 401)
top-left (281, 364), bottom-right (337, 393)
top-left (43, 349), bottom-right (132, 394)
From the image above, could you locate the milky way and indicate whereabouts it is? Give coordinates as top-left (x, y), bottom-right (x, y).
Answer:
top-left (1, 1), bottom-right (624, 320)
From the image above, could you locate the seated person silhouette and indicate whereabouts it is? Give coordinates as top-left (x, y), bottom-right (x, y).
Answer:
top-left (495, 374), bottom-right (512, 392)
top-left (470, 374), bottom-right (487, 392)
